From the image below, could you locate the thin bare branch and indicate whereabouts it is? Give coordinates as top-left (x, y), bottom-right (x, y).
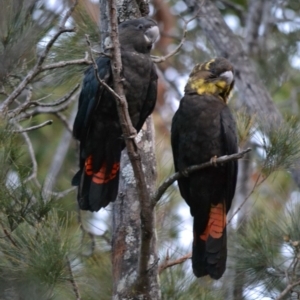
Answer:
top-left (0, 28), bottom-right (74, 114)
top-left (0, 1), bottom-right (79, 115)
top-left (66, 256), bottom-right (82, 300)
top-left (159, 252), bottom-right (191, 274)
top-left (41, 57), bottom-right (91, 71)
top-left (55, 112), bottom-right (73, 133)
top-left (275, 279), bottom-right (300, 300)
top-left (50, 187), bottom-right (76, 199)
top-left (12, 120), bottom-right (53, 133)
top-left (59, 0), bottom-right (79, 29)
top-left (151, 11), bottom-right (201, 63)
top-left (12, 123), bottom-right (41, 187)
top-left (13, 90), bottom-right (80, 122)
top-left (153, 148), bottom-right (251, 204)
top-left (91, 48), bottom-right (111, 58)
top-left (0, 222), bottom-right (19, 248)
top-left (85, 35), bottom-right (123, 101)
top-left (30, 84), bottom-right (80, 108)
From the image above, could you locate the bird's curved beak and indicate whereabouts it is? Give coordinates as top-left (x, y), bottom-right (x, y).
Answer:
top-left (144, 25), bottom-right (160, 45)
top-left (220, 70), bottom-right (234, 85)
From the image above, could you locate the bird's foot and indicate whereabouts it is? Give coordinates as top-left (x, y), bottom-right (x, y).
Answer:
top-left (210, 155), bottom-right (218, 166)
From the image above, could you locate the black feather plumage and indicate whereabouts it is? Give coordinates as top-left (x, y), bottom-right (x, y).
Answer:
top-left (72, 17), bottom-right (158, 212)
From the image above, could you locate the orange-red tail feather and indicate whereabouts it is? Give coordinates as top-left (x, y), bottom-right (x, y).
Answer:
top-left (192, 202), bottom-right (227, 279)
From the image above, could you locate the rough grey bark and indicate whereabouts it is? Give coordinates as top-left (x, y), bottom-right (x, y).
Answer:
top-left (99, 0), bottom-right (110, 52)
top-left (112, 118), bottom-right (160, 300)
top-left (244, 0), bottom-right (264, 55)
top-left (98, 0), bottom-right (160, 298)
top-left (115, 0), bottom-right (141, 22)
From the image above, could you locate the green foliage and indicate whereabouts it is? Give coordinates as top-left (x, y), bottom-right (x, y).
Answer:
top-left (0, 121), bottom-right (114, 300)
top-left (258, 116), bottom-right (300, 175)
top-left (232, 201), bottom-right (300, 298)
top-left (234, 110), bottom-right (256, 147)
top-left (0, 0), bottom-right (57, 85)
top-left (160, 260), bottom-right (224, 299)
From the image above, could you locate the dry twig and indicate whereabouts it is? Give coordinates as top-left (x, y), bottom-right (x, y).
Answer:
top-left (153, 148), bottom-right (251, 204)
top-left (85, 35), bottom-right (123, 102)
top-left (66, 256), bottom-right (82, 300)
top-left (13, 89), bottom-right (80, 123)
top-left (159, 252), bottom-right (191, 274)
top-left (12, 120), bottom-right (53, 133)
top-left (275, 279), bottom-right (300, 300)
top-left (151, 11), bottom-right (201, 63)
top-left (0, 0), bottom-right (89, 116)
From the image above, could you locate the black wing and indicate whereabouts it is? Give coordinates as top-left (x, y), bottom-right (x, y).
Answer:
top-left (72, 56), bottom-right (111, 186)
top-left (135, 64), bottom-right (158, 132)
top-left (220, 106), bottom-right (238, 212)
top-left (171, 105), bottom-right (190, 202)
top-left (73, 56), bottom-right (111, 141)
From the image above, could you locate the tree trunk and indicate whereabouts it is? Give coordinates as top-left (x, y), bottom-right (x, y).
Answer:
top-left (112, 118), bottom-right (160, 299)
top-left (98, 1), bottom-right (160, 298)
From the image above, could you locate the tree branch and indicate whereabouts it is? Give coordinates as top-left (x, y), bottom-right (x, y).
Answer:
top-left (85, 35), bottom-right (123, 101)
top-left (275, 279), bottom-right (300, 300)
top-left (0, 1), bottom-right (80, 115)
top-left (12, 120), bottom-right (53, 133)
top-left (159, 252), bottom-right (191, 274)
top-left (13, 90), bottom-right (79, 122)
top-left (108, 0), bottom-right (155, 295)
top-left (152, 148), bottom-right (251, 204)
top-left (13, 123), bottom-right (40, 187)
top-left (0, 222), bottom-right (19, 248)
top-left (30, 84), bottom-right (80, 108)
top-left (151, 12), bottom-right (201, 63)
top-left (66, 256), bottom-right (82, 300)
top-left (244, 0), bottom-right (264, 55)
top-left (41, 56), bottom-right (91, 71)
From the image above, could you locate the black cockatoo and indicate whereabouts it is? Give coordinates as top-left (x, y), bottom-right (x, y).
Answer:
top-left (72, 17), bottom-right (159, 212)
top-left (171, 58), bottom-right (238, 279)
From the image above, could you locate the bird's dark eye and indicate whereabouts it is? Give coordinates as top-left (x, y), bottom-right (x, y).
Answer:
top-left (138, 24), bottom-right (144, 30)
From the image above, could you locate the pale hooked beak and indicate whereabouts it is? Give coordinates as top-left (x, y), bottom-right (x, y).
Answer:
top-left (144, 25), bottom-right (160, 45)
top-left (220, 70), bottom-right (234, 84)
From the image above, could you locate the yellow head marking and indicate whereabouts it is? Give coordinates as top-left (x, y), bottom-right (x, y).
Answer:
top-left (204, 59), bottom-right (215, 70)
top-left (190, 79), bottom-right (218, 95)
top-left (186, 58), bottom-right (234, 103)
top-left (215, 80), bottom-right (227, 89)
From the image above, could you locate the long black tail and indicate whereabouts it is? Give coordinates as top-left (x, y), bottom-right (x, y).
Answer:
top-left (192, 203), bottom-right (227, 280)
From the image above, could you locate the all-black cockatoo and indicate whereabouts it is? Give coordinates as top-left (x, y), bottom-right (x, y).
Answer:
top-left (171, 58), bottom-right (238, 279)
top-left (72, 17), bottom-right (159, 212)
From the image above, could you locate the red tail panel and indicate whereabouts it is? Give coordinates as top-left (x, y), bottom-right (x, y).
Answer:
top-left (85, 156), bottom-right (93, 176)
top-left (200, 203), bottom-right (226, 241)
top-left (84, 156), bottom-right (120, 184)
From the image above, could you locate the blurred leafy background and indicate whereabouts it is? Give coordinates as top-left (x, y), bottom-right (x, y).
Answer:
top-left (1, 0), bottom-right (300, 299)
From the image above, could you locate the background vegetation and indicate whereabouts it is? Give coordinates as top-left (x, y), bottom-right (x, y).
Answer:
top-left (1, 0), bottom-right (300, 299)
